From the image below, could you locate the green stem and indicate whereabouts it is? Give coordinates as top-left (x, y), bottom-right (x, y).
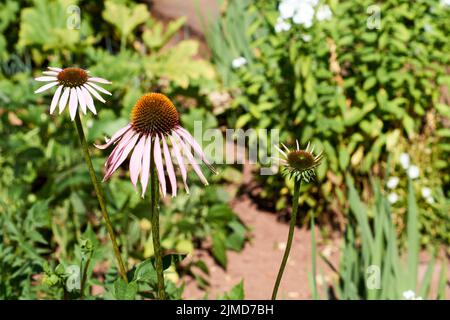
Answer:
top-left (271, 179), bottom-right (302, 300)
top-left (73, 113), bottom-right (128, 283)
top-left (150, 155), bottom-right (166, 300)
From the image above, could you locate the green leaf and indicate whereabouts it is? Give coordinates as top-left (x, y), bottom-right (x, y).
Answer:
top-left (217, 280), bottom-right (245, 300)
top-left (212, 231), bottom-right (227, 268)
top-left (113, 279), bottom-right (138, 300)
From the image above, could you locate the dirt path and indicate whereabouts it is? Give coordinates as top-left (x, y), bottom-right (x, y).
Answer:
top-left (183, 196), bottom-right (340, 300)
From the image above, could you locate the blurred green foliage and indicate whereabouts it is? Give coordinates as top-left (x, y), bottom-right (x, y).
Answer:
top-left (206, 0), bottom-right (450, 244)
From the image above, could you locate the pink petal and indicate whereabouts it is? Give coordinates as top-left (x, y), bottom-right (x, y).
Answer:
top-left (86, 81), bottom-right (112, 95)
top-left (95, 124), bottom-right (132, 149)
top-left (176, 127), bottom-right (217, 174)
top-left (76, 87), bottom-right (87, 114)
top-left (153, 135), bottom-right (166, 197)
top-left (34, 81), bottom-right (59, 93)
top-left (104, 133), bottom-right (140, 180)
top-left (49, 85), bottom-right (63, 114)
top-left (69, 88), bottom-right (78, 120)
top-left (140, 135), bottom-right (152, 197)
top-left (83, 83), bottom-right (105, 103)
top-left (129, 136), bottom-right (146, 189)
top-left (81, 86), bottom-right (96, 114)
top-left (88, 77), bottom-right (112, 84)
top-left (169, 134), bottom-right (189, 194)
top-left (59, 87), bottom-right (70, 113)
top-left (162, 136), bottom-right (177, 197)
top-left (173, 131), bottom-right (209, 186)
top-left (35, 76), bottom-right (57, 82)
top-left (105, 129), bottom-right (136, 168)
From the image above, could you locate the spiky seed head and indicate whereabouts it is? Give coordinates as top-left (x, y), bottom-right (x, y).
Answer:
top-left (131, 93), bottom-right (179, 135)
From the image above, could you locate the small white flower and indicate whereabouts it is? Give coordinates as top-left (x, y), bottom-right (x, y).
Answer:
top-left (421, 187), bottom-right (431, 198)
top-left (34, 67), bottom-right (111, 120)
top-left (302, 34), bottom-right (312, 42)
top-left (408, 165), bottom-right (420, 179)
top-left (388, 192), bottom-right (399, 204)
top-left (316, 5), bottom-right (332, 21)
top-left (275, 17), bottom-right (292, 33)
top-left (399, 153), bottom-right (410, 169)
top-left (292, 4), bottom-right (315, 27)
top-left (231, 57), bottom-right (247, 69)
top-left (403, 290), bottom-right (416, 300)
top-left (426, 196), bottom-right (435, 205)
top-left (387, 176), bottom-right (399, 189)
top-left (278, 0), bottom-right (297, 19)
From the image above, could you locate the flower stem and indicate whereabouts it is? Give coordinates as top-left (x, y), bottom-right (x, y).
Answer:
top-left (150, 155), bottom-right (166, 300)
top-left (271, 179), bottom-right (302, 300)
top-left (73, 113), bottom-right (128, 283)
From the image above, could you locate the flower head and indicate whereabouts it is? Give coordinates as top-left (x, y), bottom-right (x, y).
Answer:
top-left (388, 192), bottom-right (399, 204)
top-left (34, 67), bottom-right (111, 120)
top-left (387, 176), bottom-right (399, 189)
top-left (399, 153), bottom-right (410, 169)
top-left (275, 141), bottom-right (323, 182)
top-left (231, 57), bottom-right (247, 69)
top-left (407, 165), bottom-right (420, 179)
top-left (96, 93), bottom-right (216, 197)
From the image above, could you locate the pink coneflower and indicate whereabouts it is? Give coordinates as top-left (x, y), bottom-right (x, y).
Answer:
top-left (34, 67), bottom-right (111, 120)
top-left (96, 93), bottom-right (217, 197)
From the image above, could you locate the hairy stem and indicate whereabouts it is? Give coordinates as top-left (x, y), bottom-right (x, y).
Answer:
top-left (74, 113), bottom-right (128, 283)
top-left (271, 179), bottom-right (302, 300)
top-left (150, 155), bottom-right (166, 300)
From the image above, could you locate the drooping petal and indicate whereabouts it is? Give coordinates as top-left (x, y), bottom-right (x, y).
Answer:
top-left (69, 88), bottom-right (78, 120)
top-left (86, 81), bottom-right (111, 95)
top-left (34, 81), bottom-right (59, 93)
top-left (49, 85), bottom-right (63, 114)
top-left (176, 127), bottom-right (217, 174)
top-left (162, 136), bottom-right (177, 197)
top-left (274, 145), bottom-right (287, 158)
top-left (153, 134), bottom-right (166, 197)
top-left (140, 135), bottom-right (152, 197)
top-left (95, 124), bottom-right (132, 149)
top-left (35, 76), bottom-right (58, 82)
top-left (129, 135), bottom-right (146, 189)
top-left (105, 129), bottom-right (136, 168)
top-left (81, 86), bottom-right (96, 114)
top-left (173, 131), bottom-right (209, 186)
top-left (83, 83), bottom-right (105, 103)
top-left (88, 77), bottom-right (112, 84)
top-left (59, 87), bottom-right (70, 113)
top-left (104, 133), bottom-right (140, 180)
top-left (76, 87), bottom-right (87, 114)
top-left (169, 134), bottom-right (189, 194)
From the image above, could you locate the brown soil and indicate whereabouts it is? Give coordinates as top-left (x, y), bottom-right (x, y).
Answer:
top-left (183, 196), bottom-right (340, 300)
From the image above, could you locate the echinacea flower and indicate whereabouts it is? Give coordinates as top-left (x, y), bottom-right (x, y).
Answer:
top-left (96, 93), bottom-right (217, 197)
top-left (274, 140), bottom-right (323, 182)
top-left (34, 67), bottom-right (111, 120)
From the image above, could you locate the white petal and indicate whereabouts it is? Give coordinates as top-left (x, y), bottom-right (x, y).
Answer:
top-left (76, 87), bottom-right (87, 114)
top-left (35, 76), bottom-right (58, 82)
top-left (48, 67), bottom-right (62, 72)
top-left (59, 87), bottom-right (70, 113)
top-left (81, 86), bottom-right (96, 114)
top-left (34, 81), bottom-right (59, 93)
top-left (49, 85), bottom-right (63, 114)
top-left (84, 83), bottom-right (105, 103)
top-left (86, 81), bottom-right (112, 95)
top-left (43, 71), bottom-right (59, 76)
top-left (69, 88), bottom-right (78, 120)
top-left (88, 77), bottom-right (111, 84)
